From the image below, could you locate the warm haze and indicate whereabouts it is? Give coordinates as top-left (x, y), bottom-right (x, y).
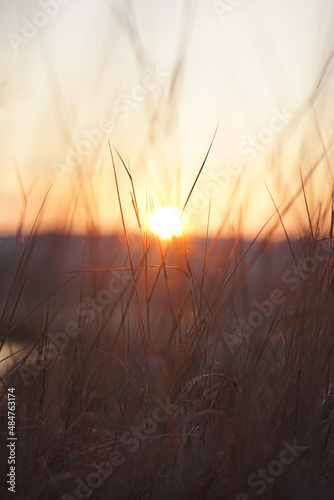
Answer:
top-left (0, 0), bottom-right (334, 238)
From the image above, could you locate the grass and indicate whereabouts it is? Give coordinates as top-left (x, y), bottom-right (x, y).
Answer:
top-left (0, 132), bottom-right (334, 500)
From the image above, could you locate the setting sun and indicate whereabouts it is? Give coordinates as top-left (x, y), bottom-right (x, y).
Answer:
top-left (150, 206), bottom-right (184, 239)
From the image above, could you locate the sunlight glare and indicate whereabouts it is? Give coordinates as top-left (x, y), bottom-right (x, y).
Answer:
top-left (150, 206), bottom-right (184, 239)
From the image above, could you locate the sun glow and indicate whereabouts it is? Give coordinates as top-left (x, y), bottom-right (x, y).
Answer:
top-left (150, 206), bottom-right (184, 239)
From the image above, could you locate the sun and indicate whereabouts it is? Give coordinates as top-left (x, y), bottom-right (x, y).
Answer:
top-left (150, 206), bottom-right (184, 239)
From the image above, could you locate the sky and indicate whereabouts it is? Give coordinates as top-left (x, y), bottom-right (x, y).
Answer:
top-left (0, 0), bottom-right (334, 239)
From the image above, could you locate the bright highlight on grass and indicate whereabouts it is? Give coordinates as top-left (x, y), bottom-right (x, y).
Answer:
top-left (150, 206), bottom-right (184, 239)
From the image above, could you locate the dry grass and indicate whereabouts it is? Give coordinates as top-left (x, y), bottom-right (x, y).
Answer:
top-left (0, 140), bottom-right (334, 500)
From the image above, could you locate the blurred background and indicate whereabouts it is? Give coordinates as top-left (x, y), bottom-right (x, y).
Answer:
top-left (0, 0), bottom-right (334, 238)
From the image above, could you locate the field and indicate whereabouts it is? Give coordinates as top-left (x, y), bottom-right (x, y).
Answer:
top-left (0, 185), bottom-right (333, 499)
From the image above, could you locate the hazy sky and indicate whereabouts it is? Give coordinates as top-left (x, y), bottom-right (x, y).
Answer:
top-left (1, 0), bottom-right (334, 238)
